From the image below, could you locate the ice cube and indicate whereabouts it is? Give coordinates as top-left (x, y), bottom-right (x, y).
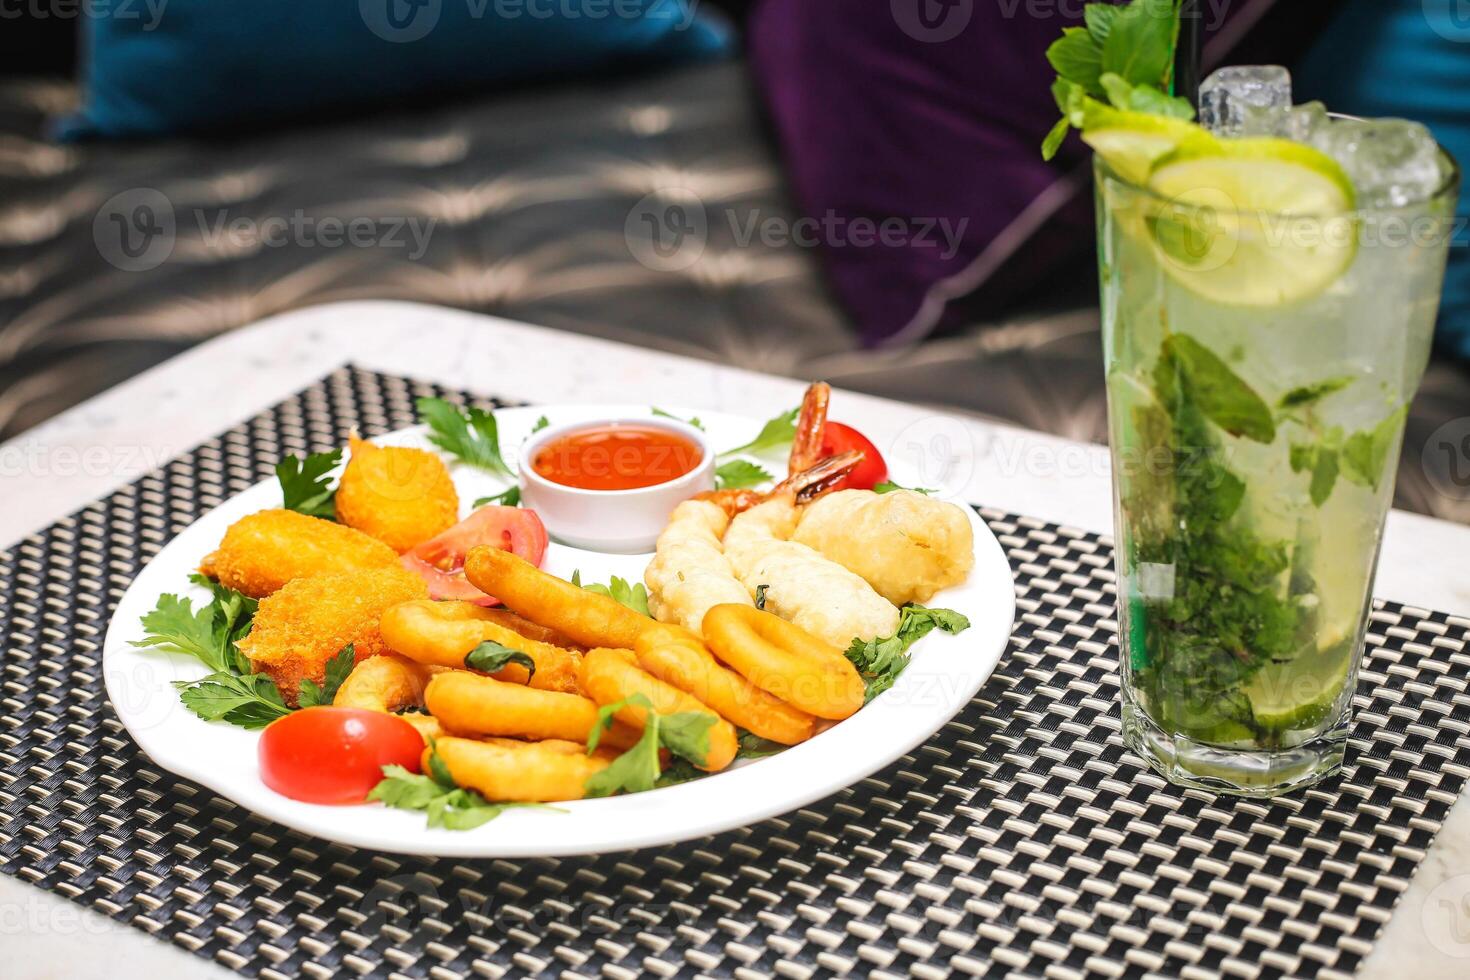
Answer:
top-left (1280, 101), bottom-right (1329, 143)
top-left (1313, 118), bottom-right (1444, 208)
top-left (1199, 66), bottom-right (1292, 137)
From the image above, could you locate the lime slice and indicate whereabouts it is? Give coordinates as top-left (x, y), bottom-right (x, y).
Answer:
top-left (1243, 645), bottom-right (1352, 733)
top-left (1080, 102), bottom-right (1207, 185)
top-left (1143, 137), bottom-right (1357, 306)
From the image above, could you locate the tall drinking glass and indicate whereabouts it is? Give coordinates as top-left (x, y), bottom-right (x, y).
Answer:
top-left (1097, 146), bottom-right (1461, 796)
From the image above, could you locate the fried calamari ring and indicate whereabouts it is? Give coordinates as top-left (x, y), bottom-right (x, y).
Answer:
top-left (463, 546), bottom-right (653, 650)
top-left (379, 599), bottom-right (581, 693)
top-left (578, 647), bottom-right (738, 772)
top-left (634, 625), bottom-right (814, 746)
top-left (200, 508), bottom-right (398, 598)
top-left (336, 435), bottom-right (459, 552)
top-left (424, 671), bottom-right (638, 748)
top-left (428, 736), bottom-right (615, 803)
top-left (701, 604), bottom-right (865, 720)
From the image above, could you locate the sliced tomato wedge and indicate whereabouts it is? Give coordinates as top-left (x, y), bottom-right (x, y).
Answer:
top-left (401, 505), bottom-right (548, 604)
top-left (819, 421), bottom-right (889, 492)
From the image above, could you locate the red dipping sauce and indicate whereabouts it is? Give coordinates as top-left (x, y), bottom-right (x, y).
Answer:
top-left (532, 424), bottom-right (703, 491)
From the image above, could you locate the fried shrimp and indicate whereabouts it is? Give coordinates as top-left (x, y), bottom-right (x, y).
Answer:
top-left (643, 499), bottom-right (750, 634)
top-left (578, 646), bottom-right (738, 772)
top-left (199, 508), bottom-right (398, 597)
top-left (379, 599), bottom-right (581, 693)
top-left (793, 489), bottom-right (974, 606)
top-left (425, 671), bottom-right (638, 747)
top-left (335, 434), bottom-right (459, 552)
top-left (429, 736), bottom-right (616, 803)
top-left (634, 625), bottom-right (815, 745)
top-left (464, 546), bottom-right (654, 650)
top-left (237, 564), bottom-right (428, 705)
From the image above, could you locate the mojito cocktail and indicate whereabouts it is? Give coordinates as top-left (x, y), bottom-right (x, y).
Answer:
top-left (1045, 7), bottom-right (1459, 795)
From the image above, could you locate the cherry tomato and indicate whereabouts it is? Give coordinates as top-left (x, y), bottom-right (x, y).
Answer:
top-left (819, 421), bottom-right (888, 491)
top-left (400, 504), bottom-right (549, 604)
top-left (259, 707), bottom-right (423, 804)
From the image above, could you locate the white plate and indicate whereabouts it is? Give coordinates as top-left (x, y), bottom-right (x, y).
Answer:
top-left (102, 405), bottom-right (1015, 857)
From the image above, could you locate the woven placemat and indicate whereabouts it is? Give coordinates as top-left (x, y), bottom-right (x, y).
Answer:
top-left (2, 366), bottom-right (1468, 980)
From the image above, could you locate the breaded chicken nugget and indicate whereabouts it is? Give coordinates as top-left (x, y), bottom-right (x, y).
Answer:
top-left (335, 435), bottom-right (459, 552)
top-left (199, 508), bottom-right (398, 598)
top-left (238, 564), bottom-right (428, 705)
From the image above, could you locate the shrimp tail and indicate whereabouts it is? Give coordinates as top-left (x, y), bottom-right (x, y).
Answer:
top-left (775, 450), bottom-right (863, 504)
top-left (788, 382), bottom-right (831, 472)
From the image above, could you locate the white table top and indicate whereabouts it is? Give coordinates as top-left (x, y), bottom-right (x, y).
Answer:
top-left (2, 300), bottom-right (1467, 977)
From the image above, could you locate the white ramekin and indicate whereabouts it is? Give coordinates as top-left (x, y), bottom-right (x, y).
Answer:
top-left (518, 416), bottom-right (715, 553)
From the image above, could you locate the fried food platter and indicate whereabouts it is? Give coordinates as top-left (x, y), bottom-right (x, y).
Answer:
top-left (103, 400), bottom-right (1015, 857)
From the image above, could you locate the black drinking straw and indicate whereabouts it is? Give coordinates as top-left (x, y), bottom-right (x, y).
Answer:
top-left (1174, 0), bottom-right (1203, 108)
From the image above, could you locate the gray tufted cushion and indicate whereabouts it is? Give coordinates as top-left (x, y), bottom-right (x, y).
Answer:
top-left (1, 60), bottom-right (1466, 524)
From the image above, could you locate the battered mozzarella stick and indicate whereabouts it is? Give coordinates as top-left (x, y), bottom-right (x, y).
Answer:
top-left (464, 547), bottom-right (654, 650)
top-left (578, 647), bottom-right (738, 771)
top-left (380, 599), bottom-right (581, 693)
top-left (634, 625), bottom-right (815, 746)
top-left (428, 736), bottom-right (615, 803)
top-left (424, 671), bottom-right (638, 748)
top-left (702, 604), bottom-right (866, 720)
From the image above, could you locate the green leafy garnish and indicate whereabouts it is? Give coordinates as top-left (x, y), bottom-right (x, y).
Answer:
top-left (714, 459), bottom-right (772, 490)
top-left (1341, 404), bottom-right (1407, 491)
top-left (736, 730), bottom-right (785, 760)
top-left (417, 396), bottom-right (512, 477)
top-left (472, 486), bottom-right (521, 508)
top-left (583, 694), bottom-right (715, 797)
top-left (175, 671), bottom-right (291, 729)
top-left (754, 584), bottom-right (769, 611)
top-left (531, 415), bottom-right (550, 433)
top-left (571, 570), bottom-right (651, 617)
top-left (1042, 0), bottom-right (1192, 159)
top-left (464, 640), bottom-right (537, 680)
top-left (718, 407), bottom-right (799, 459)
top-left (298, 644), bottom-right (355, 708)
top-left (275, 448), bottom-right (342, 520)
top-left (844, 605), bottom-right (971, 702)
top-left (1279, 376), bottom-right (1355, 410)
top-left (652, 407), bottom-right (704, 431)
top-left (1156, 334), bottom-right (1276, 443)
top-left (873, 480), bottom-right (935, 495)
top-left (369, 757), bottom-right (559, 831)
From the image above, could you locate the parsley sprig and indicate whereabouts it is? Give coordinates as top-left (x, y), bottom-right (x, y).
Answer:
top-left (369, 750), bottom-right (559, 830)
top-left (417, 396), bottom-right (513, 477)
top-left (298, 644), bottom-right (355, 708)
top-left (583, 695), bottom-right (715, 797)
top-left (718, 407), bottom-right (799, 460)
top-left (571, 571), bottom-right (651, 617)
top-left (873, 480), bottom-right (935, 495)
top-left (714, 459), bottom-right (772, 490)
top-left (844, 605), bottom-right (971, 702)
top-left (275, 449), bottom-right (342, 519)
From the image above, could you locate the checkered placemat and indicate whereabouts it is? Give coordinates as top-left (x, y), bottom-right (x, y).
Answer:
top-left (2, 366), bottom-right (1468, 980)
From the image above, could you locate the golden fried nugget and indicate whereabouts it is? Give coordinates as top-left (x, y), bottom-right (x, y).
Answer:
top-left (237, 564), bottom-right (428, 705)
top-left (635, 625), bottom-right (814, 746)
top-left (579, 647), bottom-right (738, 771)
top-left (428, 736), bottom-right (615, 803)
top-left (464, 547), bottom-right (653, 650)
top-left (424, 671), bottom-right (639, 748)
top-left (199, 508), bottom-right (398, 598)
top-left (702, 604), bottom-right (865, 720)
top-left (380, 599), bottom-right (581, 693)
top-left (335, 435), bottom-right (459, 552)
top-left (334, 654), bottom-right (432, 712)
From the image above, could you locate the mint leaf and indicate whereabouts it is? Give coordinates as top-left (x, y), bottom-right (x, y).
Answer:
top-left (844, 604), bottom-right (970, 702)
top-left (1098, 72), bottom-right (1194, 120)
top-left (1309, 447), bottom-right (1339, 507)
top-left (1047, 27), bottom-right (1104, 97)
top-left (714, 458), bottom-right (772, 490)
top-left (298, 644), bottom-right (356, 708)
top-left (417, 396), bottom-right (512, 477)
top-left (1341, 405), bottom-right (1407, 491)
top-left (464, 640), bottom-right (537, 681)
top-left (1157, 334), bottom-right (1275, 443)
top-left (1101, 0), bottom-right (1178, 90)
top-left (1084, 3), bottom-right (1120, 43)
top-left (719, 407), bottom-right (799, 459)
top-left (652, 407), bottom-right (704, 431)
top-left (473, 486), bottom-right (521, 508)
top-left (1279, 376), bottom-right (1355, 410)
top-left (571, 571), bottom-right (651, 617)
top-left (275, 449), bottom-right (342, 520)
top-left (1041, 117), bottom-right (1071, 161)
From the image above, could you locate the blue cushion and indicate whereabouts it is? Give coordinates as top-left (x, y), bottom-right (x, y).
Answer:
top-left (1294, 0), bottom-right (1470, 360)
top-left (58, 1), bottom-right (729, 140)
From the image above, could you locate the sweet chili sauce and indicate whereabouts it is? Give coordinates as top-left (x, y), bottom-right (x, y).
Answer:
top-left (532, 424), bottom-right (703, 491)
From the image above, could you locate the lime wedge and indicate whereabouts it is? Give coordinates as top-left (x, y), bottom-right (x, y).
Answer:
top-left (1143, 137), bottom-right (1357, 306)
top-left (1079, 102), bottom-right (1206, 185)
top-left (1243, 645), bottom-right (1352, 733)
